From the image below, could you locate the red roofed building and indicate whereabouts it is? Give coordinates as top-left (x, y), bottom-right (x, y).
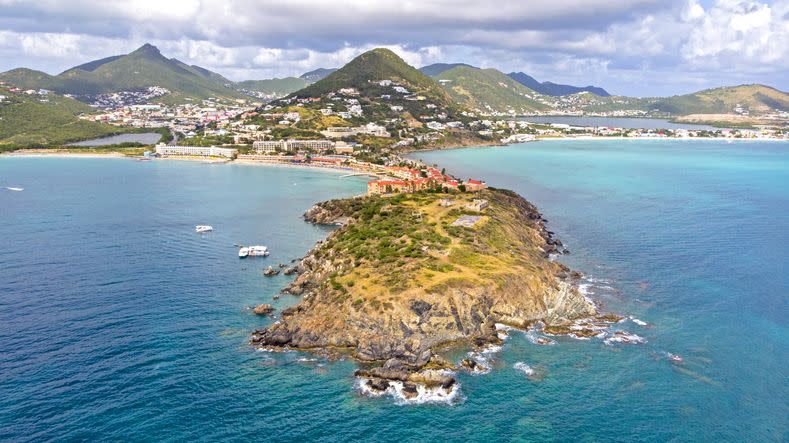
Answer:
top-left (368, 180), bottom-right (413, 195)
top-left (465, 179), bottom-right (487, 192)
top-left (386, 166), bottom-right (421, 180)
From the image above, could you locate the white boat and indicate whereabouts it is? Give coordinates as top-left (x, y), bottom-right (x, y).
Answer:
top-left (5, 187), bottom-right (23, 191)
top-left (239, 245), bottom-right (268, 258)
top-left (195, 225), bottom-right (213, 233)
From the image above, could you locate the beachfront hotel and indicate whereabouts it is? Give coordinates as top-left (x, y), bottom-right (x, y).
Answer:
top-left (154, 145), bottom-right (238, 158)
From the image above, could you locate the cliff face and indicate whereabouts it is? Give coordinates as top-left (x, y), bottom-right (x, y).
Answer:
top-left (251, 189), bottom-right (595, 377)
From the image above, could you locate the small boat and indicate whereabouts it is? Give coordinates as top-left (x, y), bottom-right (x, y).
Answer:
top-left (668, 353), bottom-right (683, 363)
top-left (239, 245), bottom-right (268, 258)
top-left (195, 225), bottom-right (213, 233)
top-left (5, 187), bottom-right (23, 191)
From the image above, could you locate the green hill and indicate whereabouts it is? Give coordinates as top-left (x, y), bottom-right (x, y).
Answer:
top-left (299, 68), bottom-right (337, 82)
top-left (0, 44), bottom-right (244, 103)
top-left (0, 87), bottom-right (128, 149)
top-left (435, 66), bottom-right (549, 113)
top-left (651, 84), bottom-right (789, 115)
top-left (236, 77), bottom-right (309, 98)
top-left (419, 63), bottom-right (475, 77)
top-left (291, 48), bottom-right (454, 107)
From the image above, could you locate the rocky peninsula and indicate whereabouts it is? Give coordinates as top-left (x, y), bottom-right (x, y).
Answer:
top-left (251, 188), bottom-right (603, 397)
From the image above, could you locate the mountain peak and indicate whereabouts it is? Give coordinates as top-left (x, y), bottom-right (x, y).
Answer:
top-left (131, 43), bottom-right (162, 57)
top-left (289, 46), bottom-right (453, 106)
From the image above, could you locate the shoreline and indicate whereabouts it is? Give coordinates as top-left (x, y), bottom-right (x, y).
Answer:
top-left (4, 134), bottom-right (785, 161)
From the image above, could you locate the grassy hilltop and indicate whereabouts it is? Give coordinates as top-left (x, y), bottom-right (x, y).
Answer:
top-left (253, 189), bottom-right (595, 383)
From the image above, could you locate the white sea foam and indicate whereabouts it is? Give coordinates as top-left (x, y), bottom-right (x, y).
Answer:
top-left (525, 330), bottom-right (556, 345)
top-left (630, 316), bottom-right (648, 327)
top-left (513, 362), bottom-right (535, 376)
top-left (603, 332), bottom-right (646, 345)
top-left (463, 344), bottom-right (502, 374)
top-left (355, 377), bottom-right (463, 405)
top-left (586, 277), bottom-right (614, 285)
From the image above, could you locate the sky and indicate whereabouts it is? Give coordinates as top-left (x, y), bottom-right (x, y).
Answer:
top-left (0, 0), bottom-right (786, 96)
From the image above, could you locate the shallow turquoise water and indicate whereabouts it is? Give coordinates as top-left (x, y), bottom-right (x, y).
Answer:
top-left (1, 142), bottom-right (787, 441)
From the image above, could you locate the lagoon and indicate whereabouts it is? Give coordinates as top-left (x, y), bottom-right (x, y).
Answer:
top-left (67, 132), bottom-right (163, 147)
top-left (521, 115), bottom-right (721, 130)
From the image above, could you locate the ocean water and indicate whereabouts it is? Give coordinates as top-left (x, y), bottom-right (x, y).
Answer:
top-left (1, 142), bottom-right (787, 441)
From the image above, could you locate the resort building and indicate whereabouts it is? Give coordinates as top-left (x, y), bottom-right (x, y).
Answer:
top-left (253, 139), bottom-right (335, 153)
top-left (321, 123), bottom-right (390, 139)
top-left (154, 145), bottom-right (237, 158)
top-left (465, 179), bottom-right (487, 192)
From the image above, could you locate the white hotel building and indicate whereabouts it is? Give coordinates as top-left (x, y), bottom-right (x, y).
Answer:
top-left (155, 145), bottom-right (238, 158)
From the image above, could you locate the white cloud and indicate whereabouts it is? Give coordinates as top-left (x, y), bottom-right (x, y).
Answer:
top-left (0, 0), bottom-right (786, 95)
top-left (681, 0), bottom-right (789, 68)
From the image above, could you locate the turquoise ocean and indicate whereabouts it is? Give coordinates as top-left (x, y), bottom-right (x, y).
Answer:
top-left (1, 140), bottom-right (787, 441)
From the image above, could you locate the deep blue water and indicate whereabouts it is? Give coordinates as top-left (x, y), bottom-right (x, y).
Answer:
top-left (2, 142), bottom-right (788, 441)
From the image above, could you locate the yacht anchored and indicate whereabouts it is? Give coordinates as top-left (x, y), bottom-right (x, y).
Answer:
top-left (239, 245), bottom-right (269, 258)
top-left (195, 225), bottom-right (213, 233)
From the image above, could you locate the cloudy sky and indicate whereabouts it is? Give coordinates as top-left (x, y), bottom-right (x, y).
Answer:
top-left (0, 0), bottom-right (786, 96)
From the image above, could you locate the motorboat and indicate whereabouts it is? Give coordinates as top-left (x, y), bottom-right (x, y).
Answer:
top-left (195, 225), bottom-right (213, 233)
top-left (239, 245), bottom-right (268, 258)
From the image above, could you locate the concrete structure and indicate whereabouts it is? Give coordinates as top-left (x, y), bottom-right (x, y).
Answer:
top-left (466, 199), bottom-right (489, 212)
top-left (155, 145), bottom-right (237, 158)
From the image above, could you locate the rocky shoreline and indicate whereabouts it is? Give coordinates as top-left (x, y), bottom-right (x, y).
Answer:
top-left (250, 188), bottom-right (615, 396)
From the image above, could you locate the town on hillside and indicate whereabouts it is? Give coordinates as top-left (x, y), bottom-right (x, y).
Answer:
top-left (2, 46), bottom-right (787, 156)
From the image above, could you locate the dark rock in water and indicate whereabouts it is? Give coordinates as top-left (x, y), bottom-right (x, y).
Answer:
top-left (278, 263), bottom-right (287, 268)
top-left (401, 382), bottom-right (419, 398)
top-left (253, 304), bottom-right (274, 315)
top-left (441, 377), bottom-right (455, 389)
top-left (460, 358), bottom-right (481, 372)
top-left (263, 266), bottom-right (280, 276)
top-left (366, 377), bottom-right (390, 392)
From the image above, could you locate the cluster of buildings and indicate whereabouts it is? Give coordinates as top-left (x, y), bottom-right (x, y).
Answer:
top-left (367, 165), bottom-right (486, 195)
top-left (75, 87), bottom-right (170, 108)
top-left (84, 99), bottom-right (257, 136)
